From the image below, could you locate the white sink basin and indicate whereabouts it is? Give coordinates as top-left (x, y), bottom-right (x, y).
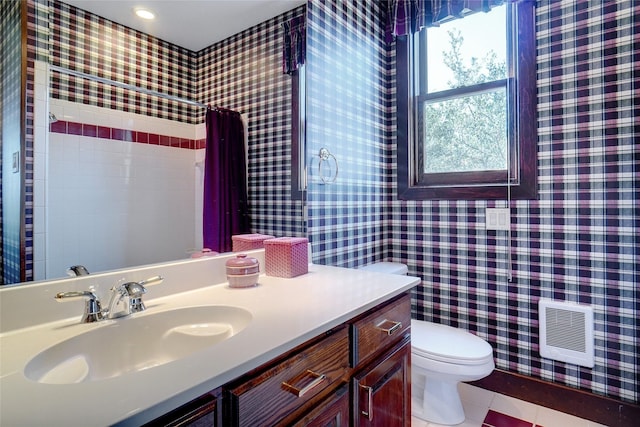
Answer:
top-left (24, 305), bottom-right (252, 384)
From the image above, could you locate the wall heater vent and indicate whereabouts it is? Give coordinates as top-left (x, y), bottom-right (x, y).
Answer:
top-left (539, 298), bottom-right (594, 368)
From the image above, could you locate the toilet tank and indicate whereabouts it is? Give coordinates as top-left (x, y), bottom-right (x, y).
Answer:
top-left (359, 262), bottom-right (408, 275)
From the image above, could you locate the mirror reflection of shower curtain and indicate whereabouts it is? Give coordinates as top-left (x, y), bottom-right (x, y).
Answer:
top-left (202, 107), bottom-right (249, 252)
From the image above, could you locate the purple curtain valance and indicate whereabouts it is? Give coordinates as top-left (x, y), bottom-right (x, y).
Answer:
top-left (282, 15), bottom-right (306, 75)
top-left (385, 0), bottom-right (505, 43)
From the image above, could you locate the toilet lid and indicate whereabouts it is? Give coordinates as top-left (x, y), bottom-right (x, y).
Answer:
top-left (359, 262), bottom-right (408, 275)
top-left (411, 320), bottom-right (493, 365)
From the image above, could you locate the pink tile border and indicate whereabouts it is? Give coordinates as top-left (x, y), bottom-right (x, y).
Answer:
top-left (49, 120), bottom-right (205, 150)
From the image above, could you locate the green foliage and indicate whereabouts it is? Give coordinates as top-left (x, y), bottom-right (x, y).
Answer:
top-left (423, 29), bottom-right (507, 174)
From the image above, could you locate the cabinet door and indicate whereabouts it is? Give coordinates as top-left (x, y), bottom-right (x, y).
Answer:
top-left (352, 338), bottom-right (411, 427)
top-left (143, 391), bottom-right (219, 427)
top-left (291, 385), bottom-right (349, 427)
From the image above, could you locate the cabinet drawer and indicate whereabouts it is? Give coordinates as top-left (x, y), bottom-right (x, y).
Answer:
top-left (224, 326), bottom-right (349, 427)
top-left (351, 293), bottom-right (411, 367)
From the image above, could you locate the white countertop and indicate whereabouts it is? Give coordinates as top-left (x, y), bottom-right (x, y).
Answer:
top-left (0, 262), bottom-right (418, 426)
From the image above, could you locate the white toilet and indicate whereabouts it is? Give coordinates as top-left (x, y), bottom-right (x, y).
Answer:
top-left (360, 262), bottom-right (495, 425)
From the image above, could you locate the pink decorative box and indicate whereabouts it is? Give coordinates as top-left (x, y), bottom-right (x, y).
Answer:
top-left (232, 233), bottom-right (275, 252)
top-left (264, 237), bottom-right (309, 278)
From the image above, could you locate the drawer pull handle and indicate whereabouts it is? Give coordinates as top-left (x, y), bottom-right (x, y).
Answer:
top-left (376, 319), bottom-right (402, 335)
top-left (360, 384), bottom-right (373, 421)
top-left (282, 370), bottom-right (326, 397)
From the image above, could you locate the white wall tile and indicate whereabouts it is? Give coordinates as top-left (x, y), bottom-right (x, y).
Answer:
top-left (77, 105), bottom-right (97, 124)
top-left (195, 123), bottom-right (206, 140)
top-left (33, 62), bottom-right (49, 275)
top-left (60, 104), bottom-right (80, 122)
top-left (51, 99), bottom-right (200, 139)
top-left (42, 72), bottom-right (202, 279)
top-left (33, 261), bottom-right (46, 281)
top-left (45, 133), bottom-right (198, 278)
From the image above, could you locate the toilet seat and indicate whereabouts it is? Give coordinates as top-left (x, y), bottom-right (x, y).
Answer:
top-left (411, 320), bottom-right (493, 365)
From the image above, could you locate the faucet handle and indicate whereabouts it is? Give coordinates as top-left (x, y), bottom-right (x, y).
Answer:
top-left (67, 265), bottom-right (90, 276)
top-left (138, 275), bottom-right (163, 287)
top-left (121, 282), bottom-right (147, 314)
top-left (123, 281), bottom-right (147, 297)
top-left (118, 275), bottom-right (162, 314)
top-left (55, 290), bottom-right (103, 323)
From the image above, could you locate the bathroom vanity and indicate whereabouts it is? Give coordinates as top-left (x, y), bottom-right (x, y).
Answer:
top-left (0, 251), bottom-right (419, 426)
top-left (150, 292), bottom-right (411, 426)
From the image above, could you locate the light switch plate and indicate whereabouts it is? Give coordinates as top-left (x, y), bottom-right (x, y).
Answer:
top-left (485, 208), bottom-right (510, 231)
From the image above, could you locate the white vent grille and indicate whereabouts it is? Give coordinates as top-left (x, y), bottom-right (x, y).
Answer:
top-left (539, 298), bottom-right (594, 368)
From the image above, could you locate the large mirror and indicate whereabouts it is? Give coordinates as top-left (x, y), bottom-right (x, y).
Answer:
top-left (1, 0), bottom-right (307, 285)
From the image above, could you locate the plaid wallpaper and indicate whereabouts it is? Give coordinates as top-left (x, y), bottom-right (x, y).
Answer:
top-left (306, 0), bottom-right (391, 267)
top-left (49, 0), bottom-right (197, 123)
top-left (19, 0), bottom-right (639, 405)
top-left (386, 0), bottom-right (637, 404)
top-left (1, 0), bottom-right (23, 283)
top-left (196, 5), bottom-right (307, 237)
top-left (307, 0), bottom-right (637, 405)
top-left (21, 0), bottom-right (306, 282)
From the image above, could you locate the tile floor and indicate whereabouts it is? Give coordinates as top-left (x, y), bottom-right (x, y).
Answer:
top-left (411, 383), bottom-right (609, 427)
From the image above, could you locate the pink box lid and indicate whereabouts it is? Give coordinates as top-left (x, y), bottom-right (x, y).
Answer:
top-left (232, 233), bottom-right (275, 242)
top-left (264, 237), bottom-right (308, 246)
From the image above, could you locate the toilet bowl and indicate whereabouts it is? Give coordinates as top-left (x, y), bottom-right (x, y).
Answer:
top-left (360, 262), bottom-right (495, 425)
top-left (411, 319), bottom-right (494, 424)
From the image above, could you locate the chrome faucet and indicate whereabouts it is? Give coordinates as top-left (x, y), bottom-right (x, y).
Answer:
top-left (54, 275), bottom-right (163, 323)
top-left (67, 265), bottom-right (90, 276)
top-left (55, 290), bottom-right (104, 323)
top-left (106, 275), bottom-right (163, 319)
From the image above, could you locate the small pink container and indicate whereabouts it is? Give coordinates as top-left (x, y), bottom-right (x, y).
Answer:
top-left (264, 237), bottom-right (309, 278)
top-left (232, 233), bottom-right (275, 252)
top-left (225, 254), bottom-right (260, 288)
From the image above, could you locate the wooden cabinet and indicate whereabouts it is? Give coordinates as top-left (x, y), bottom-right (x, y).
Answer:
top-left (350, 293), bottom-right (411, 367)
top-left (352, 339), bottom-right (411, 427)
top-left (291, 385), bottom-right (350, 427)
top-left (146, 293), bottom-right (411, 427)
top-left (143, 390), bottom-right (220, 427)
top-left (223, 325), bottom-right (350, 427)
top-left (350, 293), bottom-right (411, 427)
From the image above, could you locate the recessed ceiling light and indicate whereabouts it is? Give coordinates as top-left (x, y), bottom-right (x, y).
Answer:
top-left (134, 8), bottom-right (155, 20)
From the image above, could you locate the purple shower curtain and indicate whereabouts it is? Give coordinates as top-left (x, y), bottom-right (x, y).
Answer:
top-left (203, 107), bottom-right (249, 253)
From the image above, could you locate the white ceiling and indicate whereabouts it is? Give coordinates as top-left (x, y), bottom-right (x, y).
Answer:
top-left (62, 0), bottom-right (306, 52)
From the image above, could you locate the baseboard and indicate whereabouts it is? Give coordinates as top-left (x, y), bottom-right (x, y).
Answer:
top-left (470, 370), bottom-right (640, 427)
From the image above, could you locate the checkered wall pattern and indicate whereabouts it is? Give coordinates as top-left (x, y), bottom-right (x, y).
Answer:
top-left (1, 0), bottom-right (24, 283)
top-left (388, 0), bottom-right (638, 404)
top-left (22, 0), bottom-right (307, 283)
top-left (196, 5), bottom-right (307, 237)
top-left (306, 0), bottom-right (392, 268)
top-left (21, 0), bottom-right (638, 405)
top-left (49, 0), bottom-right (198, 124)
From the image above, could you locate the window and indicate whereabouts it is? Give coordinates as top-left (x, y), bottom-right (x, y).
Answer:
top-left (396, 1), bottom-right (537, 200)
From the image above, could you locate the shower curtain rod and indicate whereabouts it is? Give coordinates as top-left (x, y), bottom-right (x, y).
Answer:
top-left (49, 64), bottom-right (208, 109)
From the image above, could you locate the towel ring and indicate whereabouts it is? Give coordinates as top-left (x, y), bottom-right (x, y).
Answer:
top-left (318, 148), bottom-right (338, 184)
